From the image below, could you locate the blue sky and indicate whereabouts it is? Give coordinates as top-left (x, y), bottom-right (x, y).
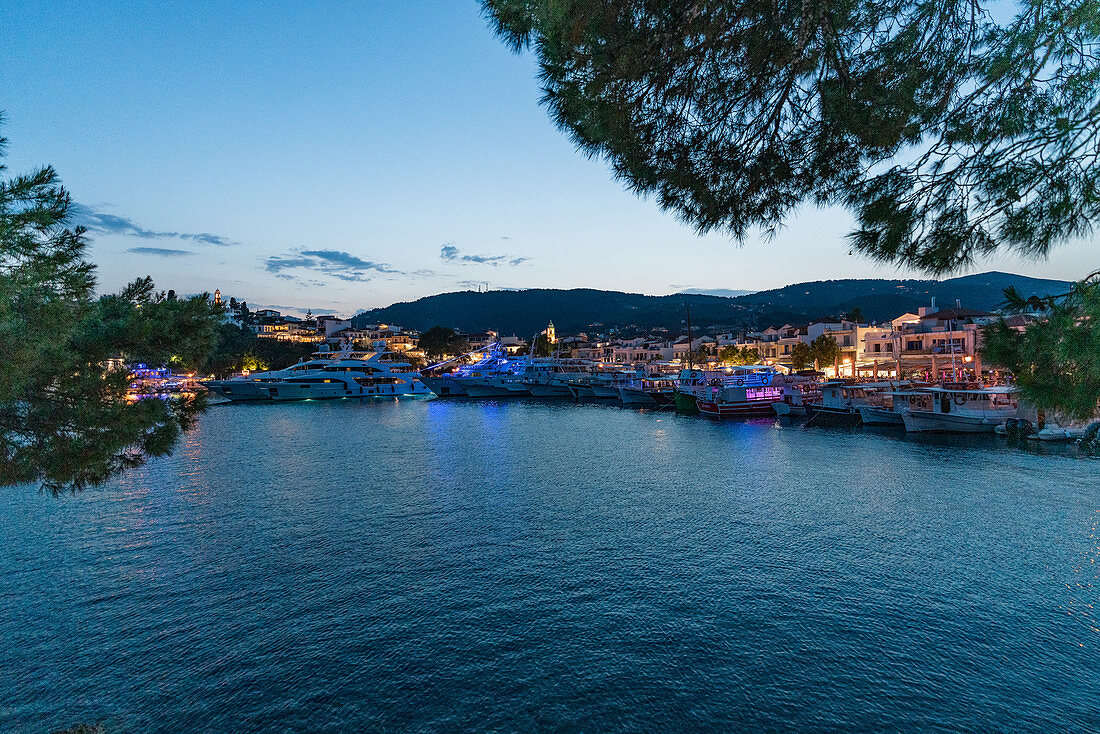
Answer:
top-left (2, 0), bottom-right (1093, 316)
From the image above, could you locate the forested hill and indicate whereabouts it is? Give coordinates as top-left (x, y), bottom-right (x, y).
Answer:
top-left (352, 271), bottom-right (1071, 336)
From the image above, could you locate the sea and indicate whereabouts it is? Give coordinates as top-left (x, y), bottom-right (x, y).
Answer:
top-left (3, 398), bottom-right (1098, 732)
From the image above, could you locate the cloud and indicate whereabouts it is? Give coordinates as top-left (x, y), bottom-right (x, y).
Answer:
top-left (439, 243), bottom-right (529, 267)
top-left (127, 246), bottom-right (192, 257)
top-left (76, 205), bottom-right (236, 246)
top-left (260, 304), bottom-right (342, 316)
top-left (265, 248), bottom-right (401, 284)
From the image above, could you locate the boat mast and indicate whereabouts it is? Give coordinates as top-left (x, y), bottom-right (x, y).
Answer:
top-left (686, 303), bottom-right (693, 370)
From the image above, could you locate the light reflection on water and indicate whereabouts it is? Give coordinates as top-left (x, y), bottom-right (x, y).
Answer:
top-left (2, 397), bottom-right (1097, 733)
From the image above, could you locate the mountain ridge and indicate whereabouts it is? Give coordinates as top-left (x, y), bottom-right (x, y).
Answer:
top-left (352, 271), bottom-right (1070, 336)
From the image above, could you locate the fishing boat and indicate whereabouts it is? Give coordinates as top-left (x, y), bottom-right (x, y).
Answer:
top-left (900, 386), bottom-right (1019, 433)
top-left (672, 369), bottom-right (719, 414)
top-left (693, 366), bottom-right (786, 418)
top-left (806, 381), bottom-right (908, 426)
top-left (771, 375), bottom-right (822, 417)
top-left (576, 368), bottom-right (642, 399)
top-left (856, 387), bottom-right (927, 426)
top-left (618, 374), bottom-right (680, 406)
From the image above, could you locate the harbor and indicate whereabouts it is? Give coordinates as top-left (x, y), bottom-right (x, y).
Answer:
top-left (195, 329), bottom-right (1098, 450)
top-left (6, 1), bottom-right (1098, 731)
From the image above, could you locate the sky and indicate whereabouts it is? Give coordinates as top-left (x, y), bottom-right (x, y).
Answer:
top-left (2, 0), bottom-right (1094, 317)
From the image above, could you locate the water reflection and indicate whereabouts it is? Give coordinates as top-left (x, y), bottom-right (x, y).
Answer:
top-left (3, 398), bottom-right (1098, 732)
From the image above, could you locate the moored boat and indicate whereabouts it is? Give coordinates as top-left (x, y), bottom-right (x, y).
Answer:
top-left (419, 341), bottom-right (530, 397)
top-left (806, 381), bottom-right (912, 426)
top-left (203, 344), bottom-right (430, 402)
top-left (691, 366), bottom-right (786, 419)
top-left (900, 386), bottom-right (1019, 433)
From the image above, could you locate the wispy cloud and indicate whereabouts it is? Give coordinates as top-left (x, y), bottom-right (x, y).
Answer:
top-left (439, 243), bottom-right (529, 267)
top-left (259, 304), bottom-right (342, 316)
top-left (76, 205), bottom-right (236, 246)
top-left (265, 248), bottom-right (400, 283)
top-left (127, 246), bottom-right (192, 257)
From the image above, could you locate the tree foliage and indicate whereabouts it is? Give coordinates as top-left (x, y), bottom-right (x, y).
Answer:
top-left (812, 334), bottom-right (843, 367)
top-left (790, 341), bottom-right (814, 370)
top-left (484, 0), bottom-right (1100, 273)
top-left (419, 326), bottom-right (470, 359)
top-left (790, 335), bottom-right (842, 369)
top-left (719, 344), bottom-right (758, 365)
top-left (533, 332), bottom-right (554, 357)
top-left (202, 323), bottom-right (316, 376)
top-left (686, 345), bottom-right (712, 364)
top-left (982, 275), bottom-right (1100, 421)
top-left (0, 128), bottom-right (222, 493)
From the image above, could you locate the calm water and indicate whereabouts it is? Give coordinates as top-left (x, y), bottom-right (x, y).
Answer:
top-left (3, 398), bottom-right (1098, 733)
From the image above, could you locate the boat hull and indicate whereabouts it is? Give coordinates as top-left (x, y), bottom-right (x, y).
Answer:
top-left (696, 400), bottom-right (778, 419)
top-left (673, 391), bottom-right (699, 415)
top-left (201, 380), bottom-right (271, 401)
top-left (806, 404), bottom-right (863, 426)
top-left (619, 387), bottom-right (656, 405)
top-left (591, 385), bottom-right (622, 399)
top-left (263, 381), bottom-right (430, 401)
top-left (464, 382), bottom-right (519, 398)
top-left (649, 391), bottom-right (676, 408)
top-left (858, 406), bottom-right (905, 426)
top-left (419, 374), bottom-right (469, 397)
top-left (902, 410), bottom-right (1007, 433)
top-left (526, 383), bottom-right (572, 397)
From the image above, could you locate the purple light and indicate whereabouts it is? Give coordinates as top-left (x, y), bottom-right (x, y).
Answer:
top-left (746, 387), bottom-right (782, 401)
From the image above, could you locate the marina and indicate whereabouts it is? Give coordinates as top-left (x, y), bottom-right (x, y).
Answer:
top-left (410, 342), bottom-right (1095, 445)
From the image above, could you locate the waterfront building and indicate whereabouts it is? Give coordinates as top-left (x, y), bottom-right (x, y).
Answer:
top-left (748, 298), bottom-right (999, 379)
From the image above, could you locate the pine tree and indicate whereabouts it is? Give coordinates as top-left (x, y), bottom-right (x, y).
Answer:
top-left (982, 274), bottom-right (1100, 421)
top-left (0, 125), bottom-right (223, 493)
top-left (483, 0), bottom-right (1100, 273)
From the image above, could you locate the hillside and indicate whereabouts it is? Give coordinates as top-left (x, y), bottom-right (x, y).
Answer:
top-left (352, 271), bottom-right (1070, 336)
top-left (354, 289), bottom-right (750, 337)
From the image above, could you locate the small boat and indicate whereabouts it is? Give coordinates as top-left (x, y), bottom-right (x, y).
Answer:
top-left (806, 381), bottom-right (910, 426)
top-left (771, 377), bottom-right (821, 417)
top-left (857, 387), bottom-right (927, 426)
top-left (618, 374), bottom-right (678, 406)
top-left (900, 386), bottom-right (1019, 433)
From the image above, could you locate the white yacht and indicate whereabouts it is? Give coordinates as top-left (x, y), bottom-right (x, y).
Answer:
top-left (523, 359), bottom-right (594, 397)
top-left (419, 342), bottom-right (531, 397)
top-left (202, 344), bottom-right (430, 402)
top-left (900, 386), bottom-right (1019, 433)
